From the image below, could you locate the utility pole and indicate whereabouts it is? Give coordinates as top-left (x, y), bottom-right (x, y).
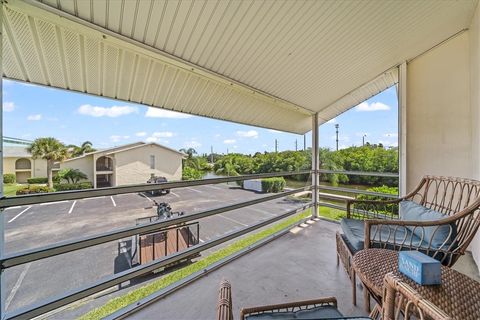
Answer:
top-left (295, 139), bottom-right (298, 151)
top-left (362, 134), bottom-right (367, 146)
top-left (210, 146), bottom-right (213, 163)
top-left (303, 134), bottom-right (306, 151)
top-left (275, 139), bottom-right (278, 153)
top-left (227, 148), bottom-right (229, 154)
top-left (335, 124), bottom-right (339, 151)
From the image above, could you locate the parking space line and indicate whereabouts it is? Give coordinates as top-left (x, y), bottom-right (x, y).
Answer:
top-left (8, 206), bottom-right (31, 223)
top-left (199, 238), bottom-right (205, 243)
top-left (170, 192), bottom-right (180, 198)
top-left (218, 214), bottom-right (248, 227)
top-left (110, 196), bottom-right (117, 207)
top-left (68, 201), bottom-right (77, 214)
top-left (5, 262), bottom-right (31, 310)
top-left (5, 206), bottom-right (22, 211)
top-left (186, 187), bottom-right (203, 194)
top-left (39, 200), bottom-right (69, 206)
top-left (140, 193), bottom-right (153, 202)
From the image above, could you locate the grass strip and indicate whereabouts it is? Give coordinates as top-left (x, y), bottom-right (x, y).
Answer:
top-left (80, 209), bottom-right (311, 320)
top-left (318, 206), bottom-right (346, 221)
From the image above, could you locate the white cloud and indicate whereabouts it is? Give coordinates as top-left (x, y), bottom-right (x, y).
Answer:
top-left (135, 131), bottom-right (147, 137)
top-left (145, 108), bottom-right (192, 118)
top-left (3, 102), bottom-right (15, 112)
top-left (355, 102), bottom-right (391, 112)
top-left (27, 114), bottom-right (42, 121)
top-left (184, 140), bottom-right (202, 148)
top-left (326, 118), bottom-right (337, 124)
top-left (152, 131), bottom-right (174, 138)
top-left (331, 134), bottom-right (350, 142)
top-left (267, 129), bottom-right (283, 133)
top-left (110, 135), bottom-right (130, 143)
top-left (223, 139), bottom-right (236, 144)
top-left (236, 130), bottom-right (258, 138)
top-left (214, 134), bottom-right (221, 138)
top-left (78, 104), bottom-right (138, 117)
top-left (145, 136), bottom-right (169, 144)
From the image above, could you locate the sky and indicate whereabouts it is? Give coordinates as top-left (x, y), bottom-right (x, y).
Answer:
top-left (2, 79), bottom-right (398, 154)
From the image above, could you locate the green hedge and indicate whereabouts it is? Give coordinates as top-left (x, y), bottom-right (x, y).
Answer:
top-left (3, 173), bottom-right (16, 184)
top-left (261, 177), bottom-right (286, 193)
top-left (357, 185), bottom-right (399, 215)
top-left (27, 177), bottom-right (48, 184)
top-left (54, 182), bottom-right (93, 191)
top-left (16, 185), bottom-right (53, 195)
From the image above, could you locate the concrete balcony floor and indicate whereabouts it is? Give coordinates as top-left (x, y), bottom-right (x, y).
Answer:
top-left (127, 218), bottom-right (480, 319)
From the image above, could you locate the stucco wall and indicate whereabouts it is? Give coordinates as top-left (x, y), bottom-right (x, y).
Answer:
top-left (3, 157), bottom-right (49, 180)
top-left (469, 3), bottom-right (480, 270)
top-left (406, 32), bottom-right (471, 190)
top-left (115, 145), bottom-right (182, 186)
top-left (59, 155), bottom-right (95, 183)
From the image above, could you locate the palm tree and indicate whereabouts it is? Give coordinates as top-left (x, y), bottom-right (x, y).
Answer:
top-left (67, 141), bottom-right (96, 158)
top-left (179, 148), bottom-right (200, 169)
top-left (28, 137), bottom-right (68, 188)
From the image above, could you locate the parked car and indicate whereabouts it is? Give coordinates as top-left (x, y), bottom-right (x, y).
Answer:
top-left (146, 175), bottom-right (170, 195)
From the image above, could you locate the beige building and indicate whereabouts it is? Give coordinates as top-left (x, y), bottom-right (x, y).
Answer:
top-left (60, 142), bottom-right (184, 188)
top-left (3, 146), bottom-right (59, 183)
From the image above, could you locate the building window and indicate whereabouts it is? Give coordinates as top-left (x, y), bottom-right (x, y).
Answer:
top-left (150, 155), bottom-right (155, 169)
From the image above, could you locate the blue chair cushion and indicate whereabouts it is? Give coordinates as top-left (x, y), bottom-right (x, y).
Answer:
top-left (399, 201), bottom-right (457, 249)
top-left (340, 218), bottom-right (422, 253)
top-left (245, 305), bottom-right (372, 319)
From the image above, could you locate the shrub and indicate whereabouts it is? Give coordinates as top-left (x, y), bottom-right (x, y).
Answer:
top-left (27, 177), bottom-right (48, 184)
top-left (357, 185), bottom-right (399, 215)
top-left (54, 182), bottom-right (93, 191)
top-left (182, 167), bottom-right (203, 180)
top-left (261, 177), bottom-right (286, 193)
top-left (16, 185), bottom-right (53, 195)
top-left (56, 168), bottom-right (88, 184)
top-left (3, 173), bottom-right (16, 184)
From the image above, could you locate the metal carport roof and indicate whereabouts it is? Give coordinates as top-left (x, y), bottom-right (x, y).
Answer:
top-left (2, 0), bottom-right (478, 133)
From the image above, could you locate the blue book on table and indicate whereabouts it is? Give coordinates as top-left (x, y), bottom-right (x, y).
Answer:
top-left (398, 251), bottom-right (441, 285)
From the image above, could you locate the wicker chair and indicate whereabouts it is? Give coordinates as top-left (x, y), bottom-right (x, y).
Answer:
top-left (216, 275), bottom-right (452, 319)
top-left (336, 175), bottom-right (480, 307)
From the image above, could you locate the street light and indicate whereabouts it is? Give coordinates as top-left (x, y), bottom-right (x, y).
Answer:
top-left (335, 124), bottom-right (339, 151)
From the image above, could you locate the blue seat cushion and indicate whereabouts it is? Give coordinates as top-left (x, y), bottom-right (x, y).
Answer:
top-left (399, 201), bottom-right (457, 249)
top-left (245, 305), bottom-right (371, 319)
top-left (340, 218), bottom-right (422, 253)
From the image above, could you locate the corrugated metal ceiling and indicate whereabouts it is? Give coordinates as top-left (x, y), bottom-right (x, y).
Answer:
top-left (2, 0), bottom-right (478, 133)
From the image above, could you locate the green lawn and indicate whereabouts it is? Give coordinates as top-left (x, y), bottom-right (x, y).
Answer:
top-left (3, 184), bottom-right (23, 197)
top-left (318, 206), bottom-right (346, 221)
top-left (80, 209), bottom-right (312, 320)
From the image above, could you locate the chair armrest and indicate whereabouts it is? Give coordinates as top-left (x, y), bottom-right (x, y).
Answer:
top-left (346, 198), bottom-right (402, 220)
top-left (216, 279), bottom-right (233, 320)
top-left (240, 297), bottom-right (337, 320)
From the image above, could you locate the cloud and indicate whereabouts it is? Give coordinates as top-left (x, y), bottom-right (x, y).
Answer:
top-left (3, 102), bottom-right (15, 112)
top-left (326, 118), bottom-right (337, 124)
top-left (223, 139), bottom-right (236, 144)
top-left (135, 131), bottom-right (147, 137)
top-left (267, 129), bottom-right (283, 133)
top-left (236, 130), bottom-right (258, 138)
top-left (184, 140), bottom-right (202, 148)
top-left (145, 108), bottom-right (192, 118)
top-left (27, 114), bottom-right (42, 121)
top-left (78, 104), bottom-right (138, 117)
top-left (110, 135), bottom-right (130, 143)
top-left (383, 133), bottom-right (398, 138)
top-left (152, 131), bottom-right (174, 138)
top-left (355, 102), bottom-right (391, 112)
top-left (146, 137), bottom-right (169, 144)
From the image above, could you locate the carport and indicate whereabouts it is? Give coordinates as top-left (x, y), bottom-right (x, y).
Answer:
top-left (0, 0), bottom-right (479, 319)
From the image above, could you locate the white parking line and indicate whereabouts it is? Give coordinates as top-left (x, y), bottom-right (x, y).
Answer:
top-left (140, 193), bottom-right (153, 202)
top-left (39, 200), bottom-right (69, 206)
top-left (5, 206), bottom-right (22, 211)
top-left (8, 206), bottom-right (31, 223)
top-left (170, 192), bottom-right (180, 198)
top-left (199, 238), bottom-right (205, 243)
top-left (5, 262), bottom-right (31, 310)
top-left (218, 214), bottom-right (248, 227)
top-left (68, 201), bottom-right (77, 214)
top-left (186, 187), bottom-right (203, 194)
top-left (111, 196), bottom-right (117, 207)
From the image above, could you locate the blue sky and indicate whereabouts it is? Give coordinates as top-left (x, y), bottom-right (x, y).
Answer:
top-left (2, 79), bottom-right (398, 154)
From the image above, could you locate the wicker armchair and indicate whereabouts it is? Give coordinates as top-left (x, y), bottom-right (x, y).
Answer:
top-left (336, 176), bottom-right (480, 307)
top-left (216, 276), bottom-right (452, 319)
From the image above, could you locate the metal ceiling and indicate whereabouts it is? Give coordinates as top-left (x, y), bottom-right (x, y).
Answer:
top-left (2, 0), bottom-right (478, 133)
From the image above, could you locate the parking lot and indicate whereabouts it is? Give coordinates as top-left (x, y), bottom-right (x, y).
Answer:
top-left (3, 183), bottom-right (306, 314)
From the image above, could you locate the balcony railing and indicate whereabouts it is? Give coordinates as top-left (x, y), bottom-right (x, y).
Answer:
top-left (0, 169), bottom-right (398, 320)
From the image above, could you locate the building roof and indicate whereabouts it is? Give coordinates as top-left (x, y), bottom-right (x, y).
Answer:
top-left (3, 0), bottom-right (477, 134)
top-left (3, 146), bottom-right (31, 158)
top-left (62, 142), bottom-right (185, 163)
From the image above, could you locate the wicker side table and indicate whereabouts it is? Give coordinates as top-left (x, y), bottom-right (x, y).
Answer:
top-left (352, 249), bottom-right (480, 320)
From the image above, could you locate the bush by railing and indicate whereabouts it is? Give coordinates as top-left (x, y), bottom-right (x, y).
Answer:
top-left (54, 182), bottom-right (93, 191)
top-left (261, 177), bottom-right (286, 193)
top-left (3, 173), bottom-right (15, 184)
top-left (27, 177), bottom-right (48, 184)
top-left (356, 185), bottom-right (399, 214)
top-left (16, 185), bottom-right (53, 195)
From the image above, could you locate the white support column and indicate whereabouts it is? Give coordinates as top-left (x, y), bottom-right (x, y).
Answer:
top-left (398, 62), bottom-right (407, 196)
top-left (311, 113), bottom-right (319, 217)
